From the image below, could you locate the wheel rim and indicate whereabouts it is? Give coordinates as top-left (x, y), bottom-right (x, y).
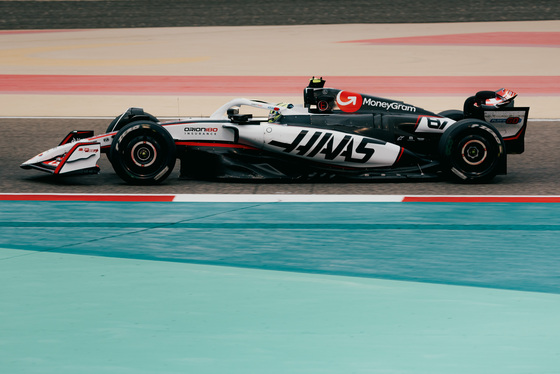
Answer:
top-left (122, 134), bottom-right (163, 175)
top-left (461, 139), bottom-right (487, 166)
top-left (131, 140), bottom-right (157, 167)
top-left (451, 133), bottom-right (496, 176)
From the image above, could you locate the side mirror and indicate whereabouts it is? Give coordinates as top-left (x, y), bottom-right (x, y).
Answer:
top-left (231, 114), bottom-right (253, 123)
top-left (227, 107), bottom-right (239, 118)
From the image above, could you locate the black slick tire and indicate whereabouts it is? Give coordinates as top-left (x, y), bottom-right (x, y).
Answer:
top-left (109, 121), bottom-right (176, 185)
top-left (437, 110), bottom-right (464, 121)
top-left (106, 108), bottom-right (159, 133)
top-left (438, 119), bottom-right (506, 183)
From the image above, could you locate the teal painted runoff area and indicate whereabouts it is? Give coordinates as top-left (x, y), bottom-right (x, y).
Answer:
top-left (2, 201), bottom-right (560, 293)
top-left (1, 201), bottom-right (560, 373)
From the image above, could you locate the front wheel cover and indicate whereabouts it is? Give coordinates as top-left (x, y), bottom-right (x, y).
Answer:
top-left (106, 109), bottom-right (159, 134)
top-left (110, 121), bottom-right (176, 185)
top-left (439, 120), bottom-right (505, 183)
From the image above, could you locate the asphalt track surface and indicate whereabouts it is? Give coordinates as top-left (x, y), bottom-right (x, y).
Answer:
top-left (2, 0), bottom-right (559, 29)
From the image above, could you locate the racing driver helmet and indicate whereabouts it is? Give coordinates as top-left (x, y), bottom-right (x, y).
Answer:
top-left (464, 88), bottom-right (517, 118)
top-left (268, 103), bottom-right (291, 122)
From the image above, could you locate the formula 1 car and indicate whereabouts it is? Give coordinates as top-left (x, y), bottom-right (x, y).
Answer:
top-left (21, 77), bottom-right (529, 184)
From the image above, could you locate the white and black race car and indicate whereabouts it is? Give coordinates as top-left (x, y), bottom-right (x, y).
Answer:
top-left (21, 78), bottom-right (529, 184)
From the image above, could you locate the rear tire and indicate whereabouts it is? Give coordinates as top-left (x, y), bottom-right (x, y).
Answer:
top-left (438, 110), bottom-right (464, 121)
top-left (110, 121), bottom-right (176, 185)
top-left (438, 119), bottom-right (505, 183)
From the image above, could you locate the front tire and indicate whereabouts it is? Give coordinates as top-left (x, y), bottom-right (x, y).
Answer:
top-left (110, 121), bottom-right (176, 185)
top-left (438, 119), bottom-right (505, 183)
top-left (106, 108), bottom-right (159, 133)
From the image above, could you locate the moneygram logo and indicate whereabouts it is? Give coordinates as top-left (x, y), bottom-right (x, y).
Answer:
top-left (336, 91), bottom-right (362, 113)
top-left (363, 98), bottom-right (417, 112)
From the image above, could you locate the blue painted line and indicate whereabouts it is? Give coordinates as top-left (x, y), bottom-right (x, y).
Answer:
top-left (2, 201), bottom-right (559, 294)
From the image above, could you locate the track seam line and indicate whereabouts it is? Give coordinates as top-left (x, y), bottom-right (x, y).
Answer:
top-left (0, 202), bottom-right (271, 262)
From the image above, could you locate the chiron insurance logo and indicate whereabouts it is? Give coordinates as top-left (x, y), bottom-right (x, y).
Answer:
top-left (336, 91), bottom-right (362, 113)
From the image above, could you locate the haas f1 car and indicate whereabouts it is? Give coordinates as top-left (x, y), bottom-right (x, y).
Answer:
top-left (22, 78), bottom-right (529, 184)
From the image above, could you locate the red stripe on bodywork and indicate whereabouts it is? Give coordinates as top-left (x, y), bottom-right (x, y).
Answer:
top-left (53, 141), bottom-right (98, 174)
top-left (175, 141), bottom-right (257, 149)
top-left (502, 125), bottom-right (526, 141)
top-left (1, 75), bottom-right (559, 95)
top-left (403, 196), bottom-right (560, 203)
top-left (393, 147), bottom-right (405, 166)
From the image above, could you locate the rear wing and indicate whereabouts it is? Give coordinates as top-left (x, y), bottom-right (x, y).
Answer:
top-left (483, 107), bottom-right (529, 154)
